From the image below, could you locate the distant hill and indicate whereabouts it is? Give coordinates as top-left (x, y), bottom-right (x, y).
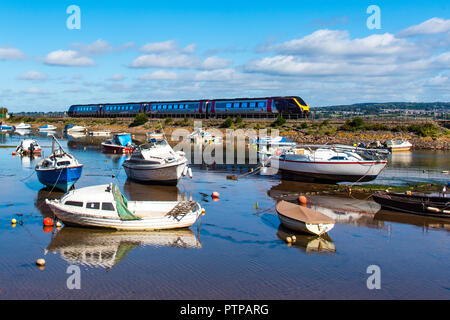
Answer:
top-left (313, 102), bottom-right (450, 112)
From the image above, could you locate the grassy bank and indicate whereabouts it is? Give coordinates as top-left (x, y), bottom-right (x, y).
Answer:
top-left (7, 115), bottom-right (450, 150)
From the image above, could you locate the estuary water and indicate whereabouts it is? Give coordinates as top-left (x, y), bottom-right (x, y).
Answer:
top-left (0, 132), bottom-right (448, 299)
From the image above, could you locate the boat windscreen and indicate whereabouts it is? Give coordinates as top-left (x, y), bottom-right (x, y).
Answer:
top-left (115, 134), bottom-right (132, 146)
top-left (112, 184), bottom-right (141, 221)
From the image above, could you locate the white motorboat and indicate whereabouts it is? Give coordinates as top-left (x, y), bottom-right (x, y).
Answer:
top-left (270, 145), bottom-right (388, 183)
top-left (13, 123), bottom-right (32, 130)
top-left (385, 139), bottom-right (412, 152)
top-left (146, 131), bottom-right (165, 141)
top-left (123, 139), bottom-right (191, 185)
top-left (250, 135), bottom-right (297, 162)
top-left (45, 183), bottom-right (202, 231)
top-left (64, 124), bottom-right (86, 133)
top-left (186, 128), bottom-right (222, 145)
top-left (38, 124), bottom-right (57, 132)
top-left (276, 200), bottom-right (335, 236)
top-left (16, 139), bottom-right (42, 155)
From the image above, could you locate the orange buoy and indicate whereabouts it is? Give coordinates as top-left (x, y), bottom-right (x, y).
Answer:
top-left (36, 258), bottom-right (46, 266)
top-left (43, 217), bottom-right (54, 226)
top-left (211, 192), bottom-right (220, 199)
top-left (12, 152), bottom-right (16, 156)
top-left (298, 195), bottom-right (308, 205)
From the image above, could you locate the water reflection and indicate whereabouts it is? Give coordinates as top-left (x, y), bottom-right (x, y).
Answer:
top-left (35, 188), bottom-right (64, 218)
top-left (46, 227), bottom-right (202, 269)
top-left (374, 209), bottom-right (450, 232)
top-left (389, 152), bottom-right (413, 166)
top-left (123, 180), bottom-right (192, 201)
top-left (268, 181), bottom-right (385, 229)
top-left (276, 226), bottom-right (336, 254)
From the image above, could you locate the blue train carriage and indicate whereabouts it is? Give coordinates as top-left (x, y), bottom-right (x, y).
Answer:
top-left (146, 100), bottom-right (204, 118)
top-left (68, 104), bottom-right (101, 117)
top-left (101, 103), bottom-right (146, 117)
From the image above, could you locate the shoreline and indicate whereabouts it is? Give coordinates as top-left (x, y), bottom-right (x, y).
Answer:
top-left (4, 117), bottom-right (450, 150)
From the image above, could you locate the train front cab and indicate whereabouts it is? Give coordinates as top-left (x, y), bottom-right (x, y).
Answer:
top-left (273, 97), bottom-right (310, 119)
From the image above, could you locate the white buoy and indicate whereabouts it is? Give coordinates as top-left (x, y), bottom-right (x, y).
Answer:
top-left (182, 166), bottom-right (188, 176)
top-left (188, 167), bottom-right (193, 178)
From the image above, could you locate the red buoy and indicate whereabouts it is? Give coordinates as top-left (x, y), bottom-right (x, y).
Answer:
top-left (211, 192), bottom-right (220, 199)
top-left (43, 217), bottom-right (54, 226)
top-left (298, 195), bottom-right (308, 205)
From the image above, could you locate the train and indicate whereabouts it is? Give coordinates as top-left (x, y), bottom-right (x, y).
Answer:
top-left (67, 96), bottom-right (310, 119)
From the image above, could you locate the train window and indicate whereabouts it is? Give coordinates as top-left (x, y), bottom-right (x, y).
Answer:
top-left (242, 102), bottom-right (248, 108)
top-left (258, 102), bottom-right (265, 108)
top-left (226, 103), bottom-right (232, 108)
top-left (174, 104), bottom-right (178, 109)
top-left (233, 102), bottom-right (240, 108)
top-left (250, 102), bottom-right (256, 108)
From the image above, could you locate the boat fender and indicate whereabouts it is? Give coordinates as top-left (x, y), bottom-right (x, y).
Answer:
top-left (182, 166), bottom-right (188, 176)
top-left (43, 217), bottom-right (54, 226)
top-left (212, 191), bottom-right (220, 199)
top-left (442, 210), bottom-right (450, 214)
top-left (426, 207), bottom-right (441, 213)
top-left (298, 195), bottom-right (308, 205)
top-left (285, 236), bottom-right (292, 243)
top-left (188, 168), bottom-right (192, 178)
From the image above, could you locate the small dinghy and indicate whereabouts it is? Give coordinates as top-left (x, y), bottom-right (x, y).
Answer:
top-left (101, 133), bottom-right (134, 153)
top-left (385, 139), bottom-right (412, 152)
top-left (64, 124), bottom-right (86, 133)
top-left (0, 124), bottom-right (12, 132)
top-left (35, 135), bottom-right (83, 192)
top-left (45, 183), bottom-right (202, 230)
top-left (146, 131), bottom-right (164, 141)
top-left (38, 124), bottom-right (57, 132)
top-left (372, 191), bottom-right (450, 218)
top-left (276, 200), bottom-right (335, 236)
top-left (123, 139), bottom-right (191, 185)
top-left (16, 139), bottom-right (42, 155)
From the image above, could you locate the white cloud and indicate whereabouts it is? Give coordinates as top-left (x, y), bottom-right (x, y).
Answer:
top-left (0, 47), bottom-right (26, 60)
top-left (140, 40), bottom-right (178, 53)
top-left (130, 53), bottom-right (231, 70)
top-left (17, 70), bottom-right (48, 80)
top-left (398, 17), bottom-right (450, 37)
top-left (182, 43), bottom-right (197, 53)
top-left (70, 39), bottom-right (113, 55)
top-left (139, 70), bottom-right (179, 80)
top-left (44, 50), bottom-right (95, 66)
top-left (263, 29), bottom-right (420, 59)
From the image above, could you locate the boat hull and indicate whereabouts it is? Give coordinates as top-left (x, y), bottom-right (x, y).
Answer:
top-left (123, 159), bottom-right (187, 185)
top-left (46, 200), bottom-right (202, 231)
top-left (372, 193), bottom-right (450, 218)
top-left (277, 213), bottom-right (335, 236)
top-left (273, 158), bottom-right (387, 183)
top-left (36, 165), bottom-right (83, 192)
top-left (101, 143), bottom-right (133, 153)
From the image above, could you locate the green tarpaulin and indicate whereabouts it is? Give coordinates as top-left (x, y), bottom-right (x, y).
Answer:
top-left (112, 184), bottom-right (141, 221)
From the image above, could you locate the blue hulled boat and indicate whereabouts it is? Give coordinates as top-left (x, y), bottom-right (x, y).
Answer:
top-left (35, 135), bottom-right (83, 192)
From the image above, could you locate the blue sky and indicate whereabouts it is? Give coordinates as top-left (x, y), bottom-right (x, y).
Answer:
top-left (1, 0), bottom-right (449, 112)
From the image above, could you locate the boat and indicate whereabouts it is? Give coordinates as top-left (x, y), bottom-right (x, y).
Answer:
top-left (250, 135), bottom-right (297, 162)
top-left (101, 133), bottom-right (134, 153)
top-left (16, 139), bottom-right (42, 155)
top-left (38, 124), bottom-right (57, 132)
top-left (276, 226), bottom-right (336, 254)
top-left (276, 200), bottom-right (335, 236)
top-left (45, 183), bottom-right (203, 230)
top-left (88, 130), bottom-right (111, 137)
top-left (46, 227), bottom-right (201, 269)
top-left (64, 124), bottom-right (86, 133)
top-left (185, 128), bottom-right (222, 145)
top-left (13, 123), bottom-right (32, 130)
top-left (0, 125), bottom-right (12, 132)
top-left (35, 135), bottom-right (83, 192)
top-left (146, 131), bottom-right (165, 141)
top-left (123, 139), bottom-right (191, 185)
top-left (385, 139), bottom-right (412, 152)
top-left (372, 191), bottom-right (450, 218)
top-left (270, 144), bottom-right (388, 183)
